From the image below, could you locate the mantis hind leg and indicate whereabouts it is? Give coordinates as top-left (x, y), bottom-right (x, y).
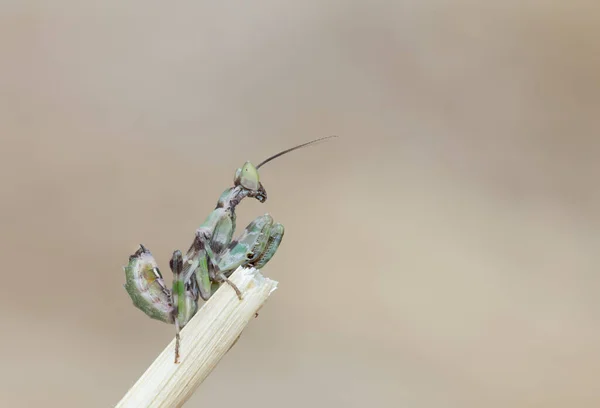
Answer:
top-left (214, 271), bottom-right (243, 299)
top-left (170, 250), bottom-right (199, 363)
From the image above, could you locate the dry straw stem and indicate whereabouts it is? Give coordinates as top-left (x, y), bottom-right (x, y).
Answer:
top-left (116, 267), bottom-right (278, 408)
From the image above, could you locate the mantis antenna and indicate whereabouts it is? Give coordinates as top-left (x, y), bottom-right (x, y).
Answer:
top-left (256, 135), bottom-right (338, 169)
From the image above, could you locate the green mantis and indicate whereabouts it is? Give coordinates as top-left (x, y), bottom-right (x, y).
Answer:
top-left (124, 136), bottom-right (336, 362)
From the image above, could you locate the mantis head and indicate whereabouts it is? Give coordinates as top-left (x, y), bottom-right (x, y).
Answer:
top-left (233, 135), bottom-right (338, 203)
top-left (233, 161), bottom-right (266, 202)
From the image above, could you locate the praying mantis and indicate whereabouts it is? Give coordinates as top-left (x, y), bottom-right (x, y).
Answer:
top-left (123, 136), bottom-right (336, 362)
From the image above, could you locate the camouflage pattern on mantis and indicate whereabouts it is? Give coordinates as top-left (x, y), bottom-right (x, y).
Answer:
top-left (123, 136), bottom-right (336, 363)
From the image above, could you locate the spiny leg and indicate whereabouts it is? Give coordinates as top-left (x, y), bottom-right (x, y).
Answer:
top-left (183, 208), bottom-right (239, 301)
top-left (188, 185), bottom-right (269, 300)
top-left (169, 250), bottom-right (183, 364)
top-left (180, 184), bottom-right (268, 302)
top-left (206, 238), bottom-right (243, 300)
top-left (216, 214), bottom-right (274, 272)
top-left (170, 249), bottom-right (199, 363)
top-left (210, 215), bottom-right (274, 298)
top-left (177, 193), bottom-right (276, 303)
top-left (251, 222), bottom-right (284, 269)
top-left (211, 214), bottom-right (283, 297)
top-left (205, 212), bottom-right (243, 299)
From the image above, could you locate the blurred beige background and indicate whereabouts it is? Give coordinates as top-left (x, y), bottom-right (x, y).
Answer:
top-left (1, 1), bottom-right (599, 407)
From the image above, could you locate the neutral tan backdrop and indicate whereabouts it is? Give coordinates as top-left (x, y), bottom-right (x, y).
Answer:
top-left (1, 1), bottom-right (599, 407)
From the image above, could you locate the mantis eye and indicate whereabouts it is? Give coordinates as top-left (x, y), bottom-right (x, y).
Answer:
top-left (233, 168), bottom-right (242, 185)
top-left (239, 161), bottom-right (260, 191)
